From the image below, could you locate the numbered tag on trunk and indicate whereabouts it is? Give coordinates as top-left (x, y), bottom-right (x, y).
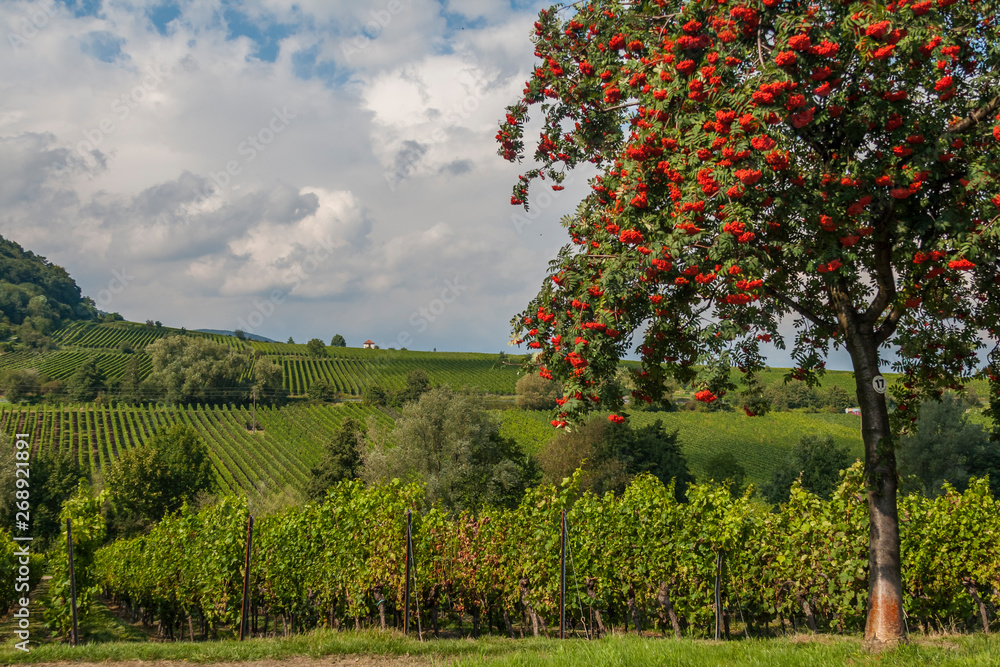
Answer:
top-left (872, 375), bottom-right (887, 394)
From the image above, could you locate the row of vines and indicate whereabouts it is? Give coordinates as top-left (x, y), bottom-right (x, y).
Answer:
top-left (279, 356), bottom-right (519, 396)
top-left (0, 404), bottom-right (391, 496)
top-left (0, 350), bottom-right (152, 382)
top-left (85, 466), bottom-right (1000, 642)
top-left (53, 322), bottom-right (239, 351)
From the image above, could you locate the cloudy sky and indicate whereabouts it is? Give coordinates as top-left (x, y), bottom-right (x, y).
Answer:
top-left (0, 0), bottom-right (852, 368)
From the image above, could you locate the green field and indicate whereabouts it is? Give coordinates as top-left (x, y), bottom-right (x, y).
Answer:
top-left (500, 409), bottom-right (864, 486)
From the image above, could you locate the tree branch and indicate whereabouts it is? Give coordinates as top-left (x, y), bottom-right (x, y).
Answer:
top-left (874, 305), bottom-right (905, 346)
top-left (944, 95), bottom-right (1000, 135)
top-left (765, 287), bottom-right (836, 330)
top-left (862, 203), bottom-right (897, 325)
top-left (598, 101), bottom-right (641, 114)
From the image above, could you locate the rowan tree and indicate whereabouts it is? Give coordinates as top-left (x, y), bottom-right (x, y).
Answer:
top-left (498, 0), bottom-right (1000, 648)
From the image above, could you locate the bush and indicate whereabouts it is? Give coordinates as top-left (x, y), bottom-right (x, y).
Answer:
top-left (761, 434), bottom-right (854, 504)
top-left (306, 338), bottom-right (326, 357)
top-left (898, 393), bottom-right (999, 498)
top-left (362, 386), bottom-right (538, 511)
top-left (538, 416), bottom-right (692, 500)
top-left (703, 451), bottom-right (748, 496)
top-left (515, 373), bottom-right (561, 410)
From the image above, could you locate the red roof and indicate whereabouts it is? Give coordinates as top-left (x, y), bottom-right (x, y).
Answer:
top-left (364, 340), bottom-right (375, 345)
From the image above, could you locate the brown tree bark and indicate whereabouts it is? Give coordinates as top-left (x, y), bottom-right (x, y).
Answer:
top-left (519, 578), bottom-right (541, 637)
top-left (962, 579), bottom-right (990, 634)
top-left (656, 581), bottom-right (682, 639)
top-left (586, 577), bottom-right (607, 637)
top-left (845, 327), bottom-right (907, 650)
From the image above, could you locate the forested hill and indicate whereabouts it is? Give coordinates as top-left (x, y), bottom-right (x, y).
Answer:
top-left (0, 233), bottom-right (96, 344)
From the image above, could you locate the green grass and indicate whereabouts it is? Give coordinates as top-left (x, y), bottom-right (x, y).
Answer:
top-left (1, 630), bottom-right (997, 666)
top-left (500, 409), bottom-right (864, 486)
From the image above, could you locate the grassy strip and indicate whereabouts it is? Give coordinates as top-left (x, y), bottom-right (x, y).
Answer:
top-left (1, 630), bottom-right (997, 665)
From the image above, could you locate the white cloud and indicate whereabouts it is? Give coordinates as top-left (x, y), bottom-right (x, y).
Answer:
top-left (0, 0), bottom-right (571, 352)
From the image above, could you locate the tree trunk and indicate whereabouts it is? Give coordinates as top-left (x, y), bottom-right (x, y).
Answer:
top-left (963, 579), bottom-right (990, 634)
top-left (503, 608), bottom-right (516, 638)
top-left (847, 329), bottom-right (907, 649)
top-left (586, 578), bottom-right (606, 637)
top-left (627, 584), bottom-right (640, 634)
top-left (519, 578), bottom-right (541, 637)
top-left (797, 592), bottom-right (817, 632)
top-left (656, 581), bottom-right (682, 639)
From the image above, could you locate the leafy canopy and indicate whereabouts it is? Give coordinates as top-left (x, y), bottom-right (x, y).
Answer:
top-left (498, 0), bottom-right (1000, 425)
top-left (898, 392), bottom-right (1000, 497)
top-left (761, 433), bottom-right (855, 503)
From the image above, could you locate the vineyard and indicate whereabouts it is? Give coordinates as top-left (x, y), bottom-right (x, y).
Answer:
top-left (73, 468), bottom-right (1000, 643)
top-left (278, 353), bottom-right (520, 396)
top-left (0, 403), bottom-right (392, 496)
top-left (7, 321), bottom-right (990, 401)
top-left (52, 322), bottom-right (240, 350)
top-left (0, 402), bottom-right (866, 498)
top-left (3, 322), bottom-right (523, 397)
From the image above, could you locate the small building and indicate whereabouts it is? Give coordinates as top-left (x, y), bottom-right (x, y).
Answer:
top-left (363, 340), bottom-right (375, 349)
top-left (845, 407), bottom-right (861, 416)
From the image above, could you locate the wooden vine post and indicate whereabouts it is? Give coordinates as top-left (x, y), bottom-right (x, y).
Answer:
top-left (714, 551), bottom-right (723, 641)
top-left (66, 518), bottom-right (79, 647)
top-left (560, 509), bottom-right (567, 639)
top-left (404, 509), bottom-right (412, 636)
top-left (239, 515), bottom-right (254, 641)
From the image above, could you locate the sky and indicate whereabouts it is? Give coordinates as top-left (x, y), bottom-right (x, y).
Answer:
top-left (0, 0), bottom-right (852, 368)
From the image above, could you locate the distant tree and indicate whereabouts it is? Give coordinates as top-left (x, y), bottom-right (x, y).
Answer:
top-left (898, 394), bottom-right (999, 498)
top-left (515, 373), bottom-right (560, 410)
top-left (363, 387), bottom-right (538, 511)
top-left (765, 382), bottom-right (821, 412)
top-left (145, 320), bottom-right (154, 327)
top-left (66, 358), bottom-right (107, 402)
top-left (0, 368), bottom-right (43, 403)
top-left (823, 386), bottom-right (854, 412)
top-left (703, 451), bottom-right (748, 497)
top-left (179, 327), bottom-right (186, 336)
top-left (363, 384), bottom-right (389, 407)
top-left (307, 417), bottom-right (365, 501)
top-left (306, 338), bottom-right (326, 357)
top-left (105, 445), bottom-right (171, 537)
top-left (251, 355), bottom-right (286, 405)
top-left (308, 378), bottom-right (338, 402)
top-left (287, 336), bottom-right (295, 344)
top-left (143, 336), bottom-right (250, 404)
top-left (762, 435), bottom-right (854, 505)
top-left (538, 417), bottom-right (692, 500)
top-left (29, 446), bottom-right (83, 549)
top-left (154, 423), bottom-right (214, 500)
top-left (105, 423), bottom-right (214, 537)
top-left (113, 355), bottom-right (144, 405)
top-left (330, 334), bottom-right (347, 347)
top-left (234, 329), bottom-right (246, 340)
top-left (40, 379), bottom-right (64, 398)
top-left (395, 369), bottom-right (431, 406)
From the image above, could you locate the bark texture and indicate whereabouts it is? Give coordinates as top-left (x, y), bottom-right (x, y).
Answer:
top-left (846, 328), bottom-right (907, 650)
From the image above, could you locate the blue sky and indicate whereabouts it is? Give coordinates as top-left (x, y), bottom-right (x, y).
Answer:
top-left (0, 0), bottom-right (852, 369)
